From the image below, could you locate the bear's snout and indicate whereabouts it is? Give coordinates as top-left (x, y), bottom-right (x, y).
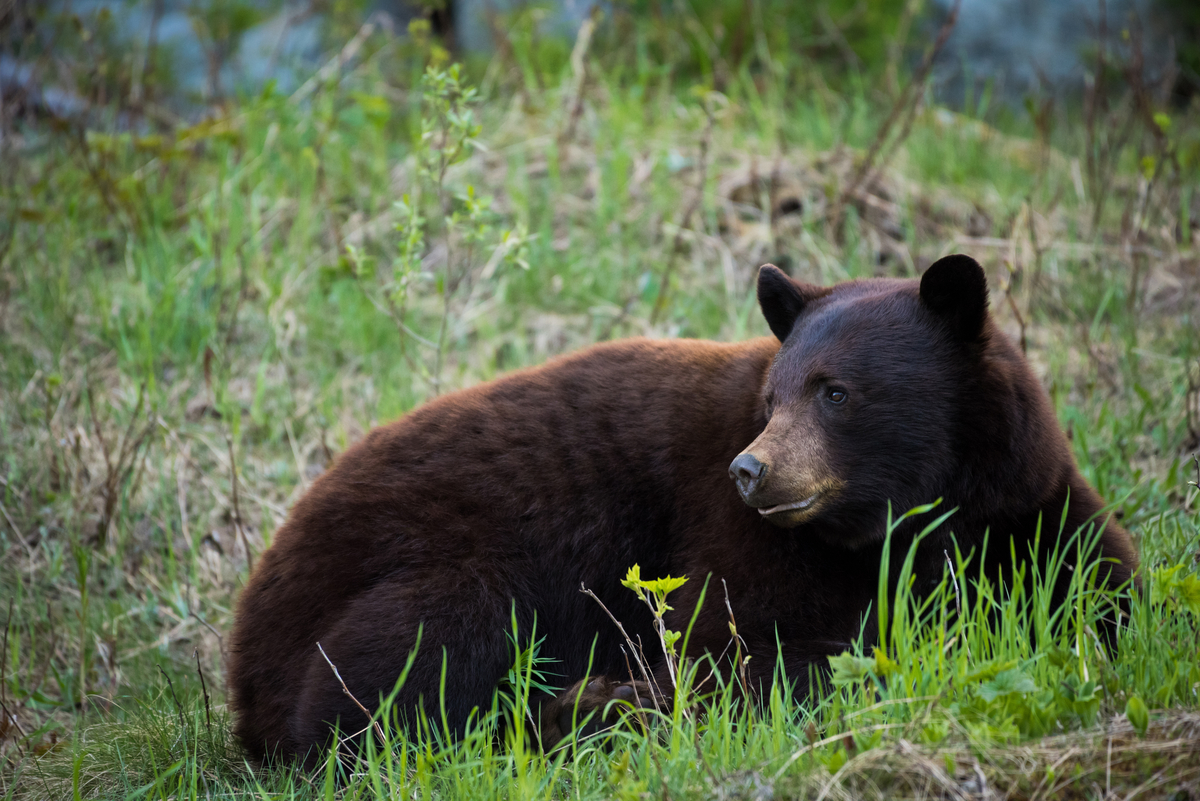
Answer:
top-left (729, 452), bottom-right (767, 500)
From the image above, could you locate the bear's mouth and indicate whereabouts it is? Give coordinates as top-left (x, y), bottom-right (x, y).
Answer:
top-left (757, 492), bottom-right (821, 517)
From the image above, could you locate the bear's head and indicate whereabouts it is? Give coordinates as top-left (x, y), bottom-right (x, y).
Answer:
top-left (729, 255), bottom-right (993, 549)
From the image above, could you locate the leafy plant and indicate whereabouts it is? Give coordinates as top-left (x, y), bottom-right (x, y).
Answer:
top-left (621, 564), bottom-right (689, 689)
top-left (347, 63), bottom-right (531, 398)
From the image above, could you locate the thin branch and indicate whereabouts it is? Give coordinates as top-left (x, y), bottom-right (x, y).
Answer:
top-left (316, 641), bottom-right (387, 747)
top-left (193, 648), bottom-right (212, 733)
top-left (579, 584), bottom-right (657, 692)
top-left (190, 609), bottom-right (227, 669)
top-left (833, 0), bottom-right (960, 236)
top-left (651, 98), bottom-right (717, 323)
top-left (0, 598), bottom-right (25, 742)
top-left (225, 431), bottom-right (253, 575)
top-left (0, 499), bottom-right (33, 559)
top-left (558, 7), bottom-right (599, 147)
top-left (157, 664), bottom-right (188, 735)
top-left (290, 12), bottom-right (395, 105)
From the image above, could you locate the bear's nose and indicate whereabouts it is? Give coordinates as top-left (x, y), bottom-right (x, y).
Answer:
top-left (729, 453), bottom-right (767, 499)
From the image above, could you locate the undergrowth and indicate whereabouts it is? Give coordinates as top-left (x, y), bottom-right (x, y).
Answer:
top-left (1, 1), bottom-right (1199, 798)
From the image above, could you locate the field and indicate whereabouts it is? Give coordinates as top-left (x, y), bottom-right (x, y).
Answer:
top-left (2, 4), bottom-right (1200, 798)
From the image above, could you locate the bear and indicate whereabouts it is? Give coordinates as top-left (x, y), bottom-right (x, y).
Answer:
top-left (227, 254), bottom-right (1139, 764)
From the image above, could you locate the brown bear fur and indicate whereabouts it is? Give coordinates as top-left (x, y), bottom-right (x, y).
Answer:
top-left (228, 254), bottom-right (1138, 764)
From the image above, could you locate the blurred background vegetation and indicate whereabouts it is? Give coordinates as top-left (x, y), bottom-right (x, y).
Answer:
top-left (1, 0), bottom-right (1199, 797)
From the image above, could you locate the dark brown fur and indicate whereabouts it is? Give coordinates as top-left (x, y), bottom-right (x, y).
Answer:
top-left (228, 255), bottom-right (1138, 764)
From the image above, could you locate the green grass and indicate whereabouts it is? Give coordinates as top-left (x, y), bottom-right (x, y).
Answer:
top-left (2, 6), bottom-right (1200, 799)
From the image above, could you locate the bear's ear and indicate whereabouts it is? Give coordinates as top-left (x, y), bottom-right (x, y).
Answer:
top-left (920, 254), bottom-right (989, 341)
top-left (757, 264), bottom-right (823, 342)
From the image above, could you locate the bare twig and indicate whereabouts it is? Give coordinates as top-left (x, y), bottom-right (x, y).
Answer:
top-left (85, 385), bottom-right (155, 546)
top-left (190, 609), bottom-right (227, 669)
top-left (1082, 0), bottom-right (1143, 237)
top-left (884, 0), bottom-right (923, 98)
top-left (316, 641), bottom-right (387, 747)
top-left (619, 648), bottom-right (671, 801)
top-left (267, 0), bottom-right (321, 80)
top-left (69, 124), bottom-right (125, 223)
top-left (832, 0), bottom-right (960, 237)
top-left (0, 600), bottom-right (9, 714)
top-left (129, 0), bottom-right (164, 109)
top-left (620, 648), bottom-right (653, 736)
top-left (558, 7), bottom-right (599, 147)
top-left (225, 431), bottom-right (253, 575)
top-left (816, 5), bottom-right (861, 76)
top-left (1084, 0), bottom-right (1108, 224)
top-left (579, 584), bottom-right (657, 692)
top-left (290, 12), bottom-right (395, 105)
top-left (1185, 361), bottom-right (1200, 448)
top-left (0, 498), bottom-right (33, 559)
top-left (222, 241), bottom-right (250, 355)
top-left (722, 578), bottom-right (750, 694)
top-left (0, 598), bottom-right (25, 742)
top-left (193, 648), bottom-right (212, 733)
top-left (1004, 266), bottom-right (1028, 354)
top-left (157, 664), bottom-right (187, 735)
top-left (174, 437), bottom-right (191, 547)
top-left (651, 97), bottom-right (718, 323)
top-left (352, 266), bottom-right (428, 375)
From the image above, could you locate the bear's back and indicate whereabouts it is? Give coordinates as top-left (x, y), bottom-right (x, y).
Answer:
top-left (228, 336), bottom-right (779, 760)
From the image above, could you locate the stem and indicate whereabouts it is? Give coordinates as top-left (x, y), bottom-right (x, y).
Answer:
top-left (651, 100), bottom-right (716, 323)
top-left (226, 432), bottom-right (253, 575)
top-left (832, 0), bottom-right (960, 237)
top-left (433, 141), bottom-right (454, 396)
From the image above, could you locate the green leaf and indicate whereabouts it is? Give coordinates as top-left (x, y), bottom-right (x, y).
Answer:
top-left (1151, 564), bottom-right (1200, 612)
top-left (1178, 574), bottom-right (1200, 616)
top-left (1045, 645), bottom-right (1071, 668)
top-left (352, 92), bottom-right (391, 128)
top-left (644, 575), bottom-right (688, 595)
top-left (979, 668), bottom-right (1038, 702)
top-left (1059, 675), bottom-right (1098, 704)
top-left (872, 647), bottom-right (900, 678)
top-left (828, 652), bottom-right (876, 686)
top-left (922, 719), bottom-right (950, 746)
top-left (821, 747), bottom-right (848, 773)
top-left (1153, 112), bottom-right (1171, 134)
top-left (1126, 695), bottom-right (1149, 736)
top-left (1132, 383), bottom-right (1152, 408)
top-left (620, 564), bottom-right (687, 596)
top-left (1151, 564), bottom-right (1184, 605)
top-left (1140, 155), bottom-right (1156, 180)
top-left (301, 146), bottom-right (319, 172)
top-left (964, 659), bottom-right (1018, 684)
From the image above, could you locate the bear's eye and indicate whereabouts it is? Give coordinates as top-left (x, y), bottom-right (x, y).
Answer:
top-left (827, 388), bottom-right (848, 404)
